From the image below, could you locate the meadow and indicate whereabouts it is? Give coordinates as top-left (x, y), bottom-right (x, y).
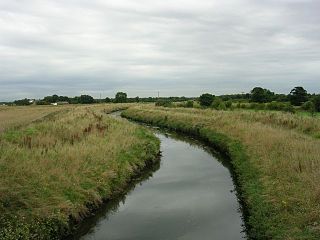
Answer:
top-left (0, 104), bottom-right (160, 239)
top-left (122, 105), bottom-right (320, 240)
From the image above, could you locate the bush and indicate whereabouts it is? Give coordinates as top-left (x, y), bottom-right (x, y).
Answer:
top-left (225, 100), bottom-right (232, 108)
top-left (312, 95), bottom-right (320, 112)
top-left (155, 100), bottom-right (173, 107)
top-left (36, 100), bottom-right (49, 105)
top-left (302, 101), bottom-right (315, 111)
top-left (211, 98), bottom-right (227, 110)
top-left (199, 93), bottom-right (214, 107)
top-left (185, 100), bottom-right (194, 108)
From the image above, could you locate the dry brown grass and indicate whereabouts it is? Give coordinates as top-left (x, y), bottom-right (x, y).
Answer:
top-left (123, 105), bottom-right (320, 239)
top-left (0, 105), bottom-right (72, 133)
top-left (0, 104), bottom-right (159, 239)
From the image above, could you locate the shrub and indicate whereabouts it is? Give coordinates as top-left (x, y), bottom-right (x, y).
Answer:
top-left (155, 100), bottom-right (173, 107)
top-left (185, 100), bottom-right (194, 108)
top-left (199, 93), bottom-right (214, 107)
top-left (312, 95), bottom-right (320, 112)
top-left (225, 100), bottom-right (232, 108)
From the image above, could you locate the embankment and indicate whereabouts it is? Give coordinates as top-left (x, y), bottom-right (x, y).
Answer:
top-left (0, 104), bottom-right (160, 239)
top-left (122, 106), bottom-right (320, 240)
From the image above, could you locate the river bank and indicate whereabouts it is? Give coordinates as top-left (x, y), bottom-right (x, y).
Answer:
top-left (122, 106), bottom-right (320, 240)
top-left (0, 105), bottom-right (160, 240)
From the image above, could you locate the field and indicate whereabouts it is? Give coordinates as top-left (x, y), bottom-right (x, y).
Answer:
top-left (0, 104), bottom-right (160, 239)
top-left (0, 105), bottom-right (71, 133)
top-left (122, 105), bottom-right (320, 239)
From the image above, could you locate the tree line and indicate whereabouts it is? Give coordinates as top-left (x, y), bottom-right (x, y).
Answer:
top-left (199, 86), bottom-right (320, 113)
top-left (10, 92), bottom-right (194, 106)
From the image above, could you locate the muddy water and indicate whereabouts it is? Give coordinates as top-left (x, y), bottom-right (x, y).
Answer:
top-left (75, 113), bottom-right (245, 240)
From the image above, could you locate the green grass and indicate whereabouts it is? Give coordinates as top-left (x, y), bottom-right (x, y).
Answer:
top-left (0, 104), bottom-right (160, 239)
top-left (122, 106), bottom-right (320, 240)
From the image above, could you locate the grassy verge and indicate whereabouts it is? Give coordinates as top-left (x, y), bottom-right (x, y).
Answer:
top-left (122, 106), bottom-right (320, 240)
top-left (0, 104), bottom-right (160, 239)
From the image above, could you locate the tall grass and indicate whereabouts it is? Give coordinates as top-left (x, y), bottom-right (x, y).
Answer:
top-left (0, 104), bottom-right (160, 239)
top-left (122, 106), bottom-right (320, 240)
top-left (0, 105), bottom-right (73, 133)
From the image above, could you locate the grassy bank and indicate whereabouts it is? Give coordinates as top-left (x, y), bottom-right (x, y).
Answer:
top-left (0, 104), bottom-right (160, 239)
top-left (122, 106), bottom-right (320, 240)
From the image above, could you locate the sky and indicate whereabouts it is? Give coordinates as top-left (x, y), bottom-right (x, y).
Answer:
top-left (0, 0), bottom-right (320, 101)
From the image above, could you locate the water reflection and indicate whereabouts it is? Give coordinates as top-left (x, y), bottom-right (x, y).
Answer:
top-left (70, 112), bottom-right (245, 240)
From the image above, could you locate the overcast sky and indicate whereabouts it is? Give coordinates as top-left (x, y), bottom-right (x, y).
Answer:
top-left (0, 0), bottom-right (320, 100)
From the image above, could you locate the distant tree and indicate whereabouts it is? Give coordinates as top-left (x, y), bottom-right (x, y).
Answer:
top-left (115, 92), bottom-right (127, 103)
top-left (36, 100), bottom-right (49, 105)
top-left (199, 93), bottom-right (214, 107)
top-left (135, 96), bottom-right (140, 103)
top-left (250, 87), bottom-right (274, 103)
top-left (312, 95), bottom-right (320, 112)
top-left (14, 98), bottom-right (32, 106)
top-left (289, 87), bottom-right (308, 106)
top-left (43, 95), bottom-right (69, 103)
top-left (79, 95), bottom-right (94, 104)
top-left (105, 97), bottom-right (111, 103)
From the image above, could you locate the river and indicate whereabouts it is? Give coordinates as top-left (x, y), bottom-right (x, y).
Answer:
top-left (73, 112), bottom-right (245, 239)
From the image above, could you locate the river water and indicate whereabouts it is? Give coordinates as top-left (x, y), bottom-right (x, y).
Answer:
top-left (74, 113), bottom-right (245, 240)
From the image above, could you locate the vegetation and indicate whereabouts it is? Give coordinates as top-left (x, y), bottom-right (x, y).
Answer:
top-left (289, 87), bottom-right (308, 106)
top-left (0, 105), bottom-right (72, 133)
top-left (122, 105), bottom-right (320, 239)
top-left (14, 98), bottom-right (33, 106)
top-left (250, 87), bottom-right (274, 103)
top-left (199, 93), bottom-right (214, 107)
top-left (0, 104), bottom-right (160, 239)
top-left (114, 92), bottom-right (127, 103)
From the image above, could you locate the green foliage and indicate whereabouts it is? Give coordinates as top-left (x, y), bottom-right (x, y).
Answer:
top-left (185, 100), bottom-right (194, 108)
top-left (289, 86), bottom-right (308, 106)
top-left (225, 100), bottom-right (232, 108)
top-left (211, 98), bottom-right (227, 110)
top-left (105, 97), bottom-right (111, 103)
top-left (14, 99), bottom-right (32, 106)
top-left (155, 100), bottom-right (173, 107)
top-left (79, 95), bottom-right (94, 104)
top-left (43, 95), bottom-right (69, 104)
top-left (36, 100), bottom-right (49, 105)
top-left (302, 101), bottom-right (315, 111)
top-left (312, 95), bottom-right (320, 112)
top-left (199, 93), bottom-right (214, 107)
top-left (250, 87), bottom-right (274, 103)
top-left (115, 92), bottom-right (127, 103)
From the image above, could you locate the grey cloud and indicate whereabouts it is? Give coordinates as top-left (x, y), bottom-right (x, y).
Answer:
top-left (0, 0), bottom-right (319, 101)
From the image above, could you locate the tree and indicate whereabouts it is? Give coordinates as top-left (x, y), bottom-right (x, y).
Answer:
top-left (312, 95), bottom-right (320, 112)
top-left (79, 95), bottom-right (94, 104)
top-left (250, 87), bottom-right (274, 103)
top-left (199, 93), bottom-right (214, 107)
top-left (115, 92), bottom-right (127, 103)
top-left (289, 87), bottom-right (308, 106)
top-left (105, 97), bottom-right (111, 103)
top-left (14, 98), bottom-right (32, 106)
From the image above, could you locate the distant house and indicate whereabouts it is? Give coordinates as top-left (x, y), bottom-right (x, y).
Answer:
top-left (57, 101), bottom-right (69, 105)
top-left (51, 102), bottom-right (69, 106)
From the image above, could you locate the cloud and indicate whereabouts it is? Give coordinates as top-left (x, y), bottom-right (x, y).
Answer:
top-left (0, 0), bottom-right (319, 100)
